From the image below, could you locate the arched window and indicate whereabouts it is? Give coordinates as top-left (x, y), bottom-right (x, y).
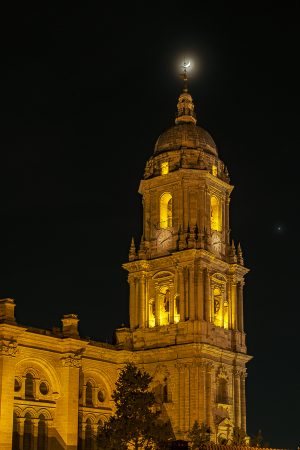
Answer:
top-left (23, 413), bottom-right (33, 450)
top-left (213, 287), bottom-right (222, 327)
top-left (25, 373), bottom-right (34, 399)
top-left (85, 418), bottom-right (93, 450)
top-left (37, 414), bottom-right (47, 450)
top-left (211, 195), bottom-right (222, 231)
top-left (12, 413), bottom-right (20, 450)
top-left (217, 378), bottom-right (228, 404)
top-left (86, 382), bottom-right (93, 407)
top-left (160, 193), bottom-right (172, 228)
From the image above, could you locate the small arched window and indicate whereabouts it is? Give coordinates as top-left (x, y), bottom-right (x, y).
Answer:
top-left (25, 373), bottom-right (34, 399)
top-left (160, 193), bottom-right (173, 228)
top-left (23, 413), bottom-right (33, 450)
top-left (37, 414), bottom-right (47, 450)
top-left (85, 418), bottom-right (93, 450)
top-left (86, 382), bottom-right (93, 407)
top-left (211, 195), bottom-right (222, 231)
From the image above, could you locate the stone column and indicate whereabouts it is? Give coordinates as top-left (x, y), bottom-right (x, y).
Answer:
top-left (55, 353), bottom-right (81, 450)
top-left (139, 276), bottom-right (146, 328)
top-left (231, 278), bottom-right (238, 330)
top-left (33, 418), bottom-right (39, 450)
top-left (205, 363), bottom-right (213, 429)
top-left (184, 268), bottom-right (189, 320)
top-left (178, 268), bottom-right (185, 322)
top-left (225, 195), bottom-right (230, 245)
top-left (233, 369), bottom-right (241, 428)
top-left (189, 266), bottom-right (195, 320)
top-left (197, 268), bottom-right (204, 320)
top-left (18, 417), bottom-right (25, 450)
top-left (129, 276), bottom-right (136, 329)
top-left (199, 187), bottom-right (206, 236)
top-left (190, 362), bottom-right (198, 427)
top-left (0, 338), bottom-right (18, 450)
top-left (198, 363), bottom-right (206, 424)
top-left (240, 372), bottom-right (247, 433)
top-left (169, 285), bottom-right (175, 325)
top-left (204, 269), bottom-right (211, 322)
top-left (183, 187), bottom-right (189, 231)
top-left (237, 281), bottom-right (244, 332)
top-left (176, 363), bottom-right (185, 432)
top-left (184, 365), bottom-right (190, 431)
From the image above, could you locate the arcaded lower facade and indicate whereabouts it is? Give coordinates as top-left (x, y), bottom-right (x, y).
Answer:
top-left (0, 76), bottom-right (251, 449)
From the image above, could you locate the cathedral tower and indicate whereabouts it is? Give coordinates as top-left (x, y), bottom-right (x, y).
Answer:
top-left (117, 70), bottom-right (251, 442)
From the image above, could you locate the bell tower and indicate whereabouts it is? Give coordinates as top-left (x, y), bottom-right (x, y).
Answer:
top-left (116, 68), bottom-right (252, 442)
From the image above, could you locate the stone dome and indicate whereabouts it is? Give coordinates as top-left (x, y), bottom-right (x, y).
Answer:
top-left (154, 122), bottom-right (218, 156)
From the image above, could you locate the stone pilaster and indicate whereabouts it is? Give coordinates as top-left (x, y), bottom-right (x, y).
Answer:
top-left (189, 266), bottom-right (195, 320)
top-left (0, 337), bottom-right (19, 450)
top-left (178, 268), bottom-right (185, 322)
top-left (198, 362), bottom-right (206, 424)
top-left (205, 363), bottom-right (213, 429)
top-left (197, 267), bottom-right (204, 320)
top-left (55, 351), bottom-right (81, 449)
top-left (129, 275), bottom-right (137, 328)
top-left (241, 371), bottom-right (247, 433)
top-left (204, 268), bottom-right (211, 322)
top-left (225, 195), bottom-right (230, 245)
top-left (184, 364), bottom-right (190, 431)
top-left (233, 368), bottom-right (241, 428)
top-left (237, 281), bottom-right (244, 332)
top-left (190, 361), bottom-right (198, 427)
top-left (230, 277), bottom-right (238, 330)
top-left (139, 276), bottom-right (146, 328)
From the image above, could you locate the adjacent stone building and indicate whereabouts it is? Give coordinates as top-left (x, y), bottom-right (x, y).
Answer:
top-left (0, 74), bottom-right (251, 449)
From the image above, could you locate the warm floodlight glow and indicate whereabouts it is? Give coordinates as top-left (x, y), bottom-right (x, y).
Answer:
top-left (160, 193), bottom-right (173, 228)
top-left (161, 161), bottom-right (169, 175)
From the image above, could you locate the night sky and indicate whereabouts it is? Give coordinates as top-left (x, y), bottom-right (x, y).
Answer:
top-left (0, 4), bottom-right (299, 448)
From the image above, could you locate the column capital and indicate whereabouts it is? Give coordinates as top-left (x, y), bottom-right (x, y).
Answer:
top-left (60, 350), bottom-right (84, 368)
top-left (233, 367), bottom-right (243, 377)
top-left (0, 339), bottom-right (18, 357)
top-left (206, 362), bottom-right (214, 373)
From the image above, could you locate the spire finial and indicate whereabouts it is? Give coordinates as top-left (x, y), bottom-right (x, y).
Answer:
top-left (129, 237), bottom-right (137, 261)
top-left (181, 59), bottom-right (190, 93)
top-left (175, 60), bottom-right (197, 125)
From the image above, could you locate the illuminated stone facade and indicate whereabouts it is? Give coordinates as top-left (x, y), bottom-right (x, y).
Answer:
top-left (0, 81), bottom-right (251, 449)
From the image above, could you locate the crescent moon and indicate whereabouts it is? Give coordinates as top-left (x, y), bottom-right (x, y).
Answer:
top-left (183, 60), bottom-right (191, 68)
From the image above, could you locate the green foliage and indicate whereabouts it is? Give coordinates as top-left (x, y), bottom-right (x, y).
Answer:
top-left (230, 426), bottom-right (247, 445)
top-left (97, 363), bottom-right (173, 449)
top-left (188, 421), bottom-right (211, 449)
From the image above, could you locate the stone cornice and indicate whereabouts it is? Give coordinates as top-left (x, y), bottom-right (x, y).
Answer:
top-left (139, 168), bottom-right (233, 195)
top-left (123, 248), bottom-right (249, 276)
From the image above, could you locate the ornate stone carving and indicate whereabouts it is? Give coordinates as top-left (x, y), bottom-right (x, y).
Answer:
top-left (217, 364), bottom-right (228, 379)
top-left (206, 362), bottom-right (215, 373)
top-left (233, 367), bottom-right (243, 377)
top-left (0, 339), bottom-right (18, 357)
top-left (61, 348), bottom-right (84, 368)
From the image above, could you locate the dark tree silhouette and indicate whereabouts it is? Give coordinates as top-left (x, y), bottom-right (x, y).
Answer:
top-left (97, 363), bottom-right (173, 449)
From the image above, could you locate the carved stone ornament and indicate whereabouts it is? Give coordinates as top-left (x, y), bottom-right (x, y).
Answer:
top-left (61, 351), bottom-right (83, 368)
top-left (0, 339), bottom-right (19, 357)
top-left (217, 364), bottom-right (228, 379)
